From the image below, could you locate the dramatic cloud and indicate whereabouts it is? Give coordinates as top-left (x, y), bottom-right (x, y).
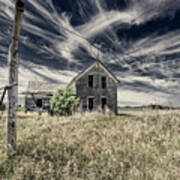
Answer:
top-left (0, 0), bottom-right (179, 106)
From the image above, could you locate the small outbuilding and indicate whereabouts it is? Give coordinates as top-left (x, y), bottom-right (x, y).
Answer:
top-left (23, 81), bottom-right (65, 112)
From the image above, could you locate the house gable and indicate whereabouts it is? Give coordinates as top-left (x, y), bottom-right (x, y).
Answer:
top-left (70, 60), bottom-right (119, 85)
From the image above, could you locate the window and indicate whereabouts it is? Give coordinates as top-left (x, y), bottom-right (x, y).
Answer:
top-left (36, 99), bottom-right (42, 108)
top-left (88, 97), bottom-right (94, 110)
top-left (101, 97), bottom-right (107, 110)
top-left (88, 75), bottom-right (94, 87)
top-left (101, 76), bottom-right (107, 88)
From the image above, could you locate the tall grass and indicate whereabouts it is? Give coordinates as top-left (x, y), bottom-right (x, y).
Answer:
top-left (0, 110), bottom-right (180, 179)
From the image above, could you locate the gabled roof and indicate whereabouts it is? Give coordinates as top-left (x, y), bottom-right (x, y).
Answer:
top-left (22, 81), bottom-right (67, 95)
top-left (70, 60), bottom-right (120, 85)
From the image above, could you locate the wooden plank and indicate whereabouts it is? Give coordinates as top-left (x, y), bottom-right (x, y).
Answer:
top-left (7, 0), bottom-right (24, 155)
top-left (0, 83), bottom-right (17, 106)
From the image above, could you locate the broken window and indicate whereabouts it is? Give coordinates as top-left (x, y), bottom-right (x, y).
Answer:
top-left (101, 76), bottom-right (107, 88)
top-left (36, 99), bottom-right (42, 108)
top-left (88, 75), bottom-right (94, 88)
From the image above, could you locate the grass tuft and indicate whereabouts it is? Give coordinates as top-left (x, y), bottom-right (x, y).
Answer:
top-left (0, 110), bottom-right (180, 179)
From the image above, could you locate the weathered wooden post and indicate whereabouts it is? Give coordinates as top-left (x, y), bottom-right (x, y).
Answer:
top-left (7, 0), bottom-right (24, 155)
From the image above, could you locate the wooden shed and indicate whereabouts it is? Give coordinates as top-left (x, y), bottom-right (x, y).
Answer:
top-left (23, 81), bottom-right (66, 112)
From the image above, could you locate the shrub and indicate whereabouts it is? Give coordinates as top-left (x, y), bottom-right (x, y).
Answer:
top-left (50, 86), bottom-right (80, 116)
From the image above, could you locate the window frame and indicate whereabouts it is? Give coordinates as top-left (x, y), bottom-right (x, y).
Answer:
top-left (87, 96), bottom-right (94, 111)
top-left (101, 76), bottom-right (107, 89)
top-left (36, 98), bottom-right (43, 108)
top-left (88, 75), bottom-right (94, 88)
top-left (101, 96), bottom-right (107, 110)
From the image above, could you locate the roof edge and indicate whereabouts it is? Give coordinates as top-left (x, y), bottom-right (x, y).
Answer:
top-left (69, 60), bottom-right (120, 85)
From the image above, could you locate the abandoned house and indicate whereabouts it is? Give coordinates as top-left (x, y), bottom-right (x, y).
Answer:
top-left (70, 60), bottom-right (119, 114)
top-left (23, 60), bottom-right (119, 114)
top-left (23, 81), bottom-right (66, 111)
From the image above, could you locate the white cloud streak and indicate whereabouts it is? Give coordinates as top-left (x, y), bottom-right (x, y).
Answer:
top-left (0, 0), bottom-right (180, 106)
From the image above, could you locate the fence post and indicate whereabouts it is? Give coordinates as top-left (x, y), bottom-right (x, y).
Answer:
top-left (7, 0), bottom-right (24, 155)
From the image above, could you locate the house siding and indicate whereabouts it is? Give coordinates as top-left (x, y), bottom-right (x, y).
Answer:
top-left (76, 63), bottom-right (118, 114)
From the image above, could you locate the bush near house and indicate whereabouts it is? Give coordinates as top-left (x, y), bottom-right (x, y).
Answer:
top-left (50, 86), bottom-right (80, 116)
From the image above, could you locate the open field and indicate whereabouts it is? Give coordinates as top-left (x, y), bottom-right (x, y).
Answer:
top-left (0, 110), bottom-right (180, 179)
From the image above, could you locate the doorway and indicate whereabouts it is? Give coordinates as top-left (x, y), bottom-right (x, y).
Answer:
top-left (101, 97), bottom-right (107, 110)
top-left (88, 97), bottom-right (94, 111)
top-left (36, 99), bottom-right (43, 108)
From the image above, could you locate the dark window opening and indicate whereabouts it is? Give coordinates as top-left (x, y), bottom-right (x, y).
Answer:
top-left (36, 99), bottom-right (42, 108)
top-left (101, 97), bottom-right (107, 110)
top-left (101, 76), bottom-right (107, 88)
top-left (88, 97), bottom-right (94, 110)
top-left (88, 75), bottom-right (94, 88)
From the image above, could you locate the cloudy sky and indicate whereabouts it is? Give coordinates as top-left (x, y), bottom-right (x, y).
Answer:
top-left (0, 0), bottom-right (180, 106)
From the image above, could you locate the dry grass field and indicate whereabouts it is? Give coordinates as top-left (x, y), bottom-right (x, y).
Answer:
top-left (0, 109), bottom-right (180, 179)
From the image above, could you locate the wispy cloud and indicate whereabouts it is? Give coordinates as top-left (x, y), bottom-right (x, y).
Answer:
top-left (0, 0), bottom-right (179, 106)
